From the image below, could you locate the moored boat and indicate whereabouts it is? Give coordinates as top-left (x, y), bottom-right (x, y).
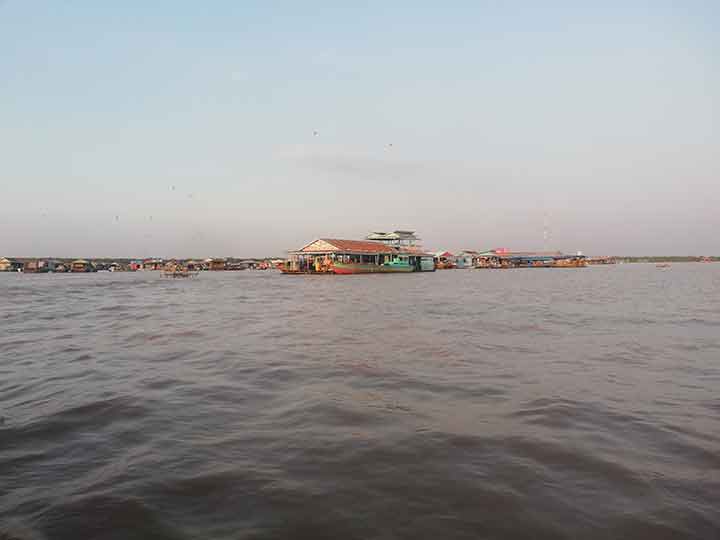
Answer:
top-left (162, 269), bottom-right (199, 278)
top-left (162, 261), bottom-right (199, 278)
top-left (332, 256), bottom-right (415, 274)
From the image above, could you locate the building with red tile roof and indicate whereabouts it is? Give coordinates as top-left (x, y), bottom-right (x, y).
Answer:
top-left (294, 238), bottom-right (396, 255)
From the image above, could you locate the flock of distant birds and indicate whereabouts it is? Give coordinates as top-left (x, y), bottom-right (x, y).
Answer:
top-left (35, 131), bottom-right (395, 229)
top-left (113, 185), bottom-right (196, 225)
top-left (103, 131), bottom-right (394, 227)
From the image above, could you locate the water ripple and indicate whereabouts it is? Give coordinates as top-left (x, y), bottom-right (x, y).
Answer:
top-left (1, 266), bottom-right (719, 539)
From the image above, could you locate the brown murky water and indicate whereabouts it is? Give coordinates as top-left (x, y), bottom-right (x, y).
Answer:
top-left (1, 265), bottom-right (719, 539)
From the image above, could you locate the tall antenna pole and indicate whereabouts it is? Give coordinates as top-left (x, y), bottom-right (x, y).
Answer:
top-left (543, 211), bottom-right (549, 252)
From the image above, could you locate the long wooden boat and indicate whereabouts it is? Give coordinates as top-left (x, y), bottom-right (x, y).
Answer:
top-left (550, 257), bottom-right (588, 268)
top-left (162, 269), bottom-right (199, 278)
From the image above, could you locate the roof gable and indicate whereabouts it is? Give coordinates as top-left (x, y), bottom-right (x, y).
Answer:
top-left (299, 238), bottom-right (394, 254)
top-left (300, 239), bottom-right (341, 252)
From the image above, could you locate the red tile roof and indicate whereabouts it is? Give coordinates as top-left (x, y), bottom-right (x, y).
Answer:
top-left (319, 239), bottom-right (395, 253)
top-left (294, 238), bottom-right (432, 255)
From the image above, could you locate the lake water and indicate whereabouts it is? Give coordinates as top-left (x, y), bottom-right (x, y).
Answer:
top-left (1, 265), bottom-right (719, 539)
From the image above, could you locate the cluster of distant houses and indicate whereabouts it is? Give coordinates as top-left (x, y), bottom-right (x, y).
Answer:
top-left (432, 250), bottom-right (484, 269)
top-left (0, 257), bottom-right (279, 273)
top-left (365, 231), bottom-right (502, 269)
top-left (0, 230), bottom-right (631, 276)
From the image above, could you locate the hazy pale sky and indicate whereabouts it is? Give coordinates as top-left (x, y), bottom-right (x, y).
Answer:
top-left (1, 1), bottom-right (718, 257)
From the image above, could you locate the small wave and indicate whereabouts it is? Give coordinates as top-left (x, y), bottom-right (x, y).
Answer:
top-left (0, 520), bottom-right (48, 540)
top-left (7, 396), bottom-right (150, 447)
top-left (141, 378), bottom-right (181, 391)
top-left (41, 495), bottom-right (186, 540)
top-left (509, 397), bottom-right (638, 430)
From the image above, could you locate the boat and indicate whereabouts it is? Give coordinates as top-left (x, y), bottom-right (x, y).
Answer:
top-left (433, 251), bottom-right (457, 269)
top-left (162, 262), bottom-right (199, 278)
top-left (550, 256), bottom-right (588, 268)
top-left (656, 263), bottom-right (670, 268)
top-left (333, 255), bottom-right (415, 274)
top-left (586, 256), bottom-right (617, 265)
top-left (162, 268), bottom-right (199, 278)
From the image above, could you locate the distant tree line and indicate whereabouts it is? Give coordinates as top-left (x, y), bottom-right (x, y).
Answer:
top-left (618, 256), bottom-right (718, 263)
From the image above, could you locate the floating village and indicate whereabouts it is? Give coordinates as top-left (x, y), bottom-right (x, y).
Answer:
top-left (0, 230), bottom-right (650, 277)
top-left (279, 231), bottom-right (595, 274)
top-left (2, 230), bottom-right (717, 276)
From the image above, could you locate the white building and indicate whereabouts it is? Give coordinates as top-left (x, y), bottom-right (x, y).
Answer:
top-left (366, 230), bottom-right (421, 248)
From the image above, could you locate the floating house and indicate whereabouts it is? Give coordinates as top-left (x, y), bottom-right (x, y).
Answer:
top-left (401, 247), bottom-right (436, 272)
top-left (475, 249), bottom-right (587, 268)
top-left (208, 258), bottom-right (227, 271)
top-left (232, 259), bottom-right (262, 269)
top-left (434, 251), bottom-right (457, 269)
top-left (163, 260), bottom-right (180, 272)
top-left (456, 250), bottom-right (481, 269)
top-left (225, 261), bottom-right (249, 271)
top-left (71, 259), bottom-right (95, 272)
top-left (23, 260), bottom-right (40, 273)
top-left (283, 238), bottom-right (434, 274)
top-left (38, 260), bottom-right (59, 273)
top-left (0, 257), bottom-right (16, 272)
top-left (184, 260), bottom-right (199, 271)
top-left (142, 259), bottom-right (164, 271)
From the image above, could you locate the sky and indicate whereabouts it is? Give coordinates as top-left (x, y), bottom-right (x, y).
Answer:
top-left (1, 1), bottom-right (718, 257)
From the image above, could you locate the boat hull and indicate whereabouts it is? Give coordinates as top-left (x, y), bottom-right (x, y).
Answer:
top-left (331, 262), bottom-right (414, 274)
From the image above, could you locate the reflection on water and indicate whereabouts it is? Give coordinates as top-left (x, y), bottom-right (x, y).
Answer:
top-left (1, 265), bottom-right (719, 539)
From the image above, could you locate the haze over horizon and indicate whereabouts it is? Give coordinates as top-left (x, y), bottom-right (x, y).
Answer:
top-left (1, 1), bottom-right (718, 258)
